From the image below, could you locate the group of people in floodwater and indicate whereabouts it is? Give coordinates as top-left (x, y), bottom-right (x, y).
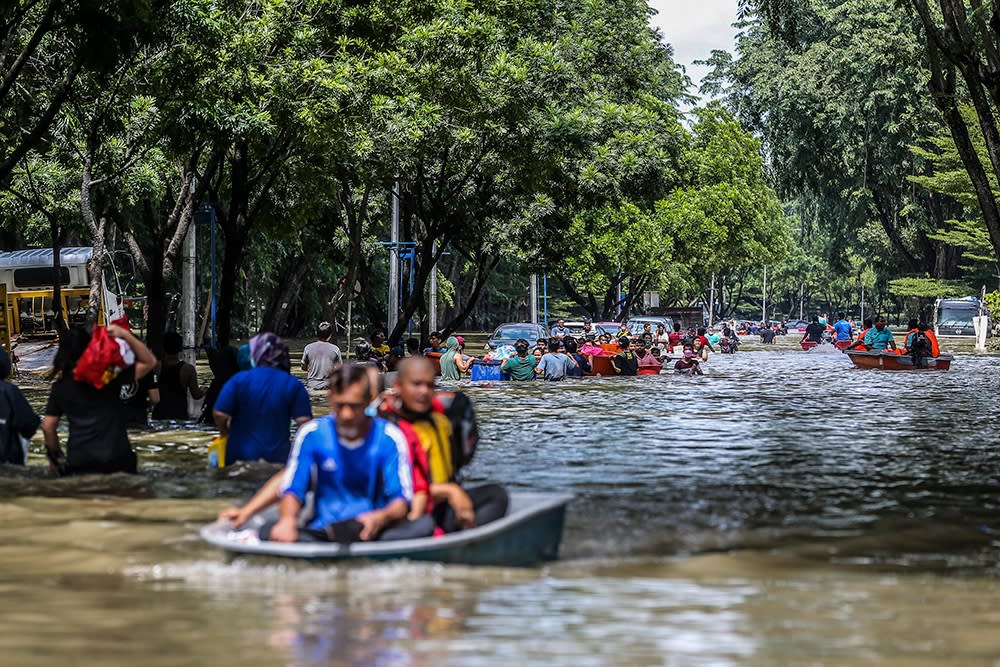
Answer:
top-left (0, 309), bottom-right (944, 543)
top-left (794, 312), bottom-right (942, 359)
top-left (406, 321), bottom-right (736, 381)
top-left (0, 321), bottom-right (507, 545)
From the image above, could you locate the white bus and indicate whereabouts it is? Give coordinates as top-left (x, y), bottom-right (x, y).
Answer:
top-left (0, 247), bottom-right (125, 335)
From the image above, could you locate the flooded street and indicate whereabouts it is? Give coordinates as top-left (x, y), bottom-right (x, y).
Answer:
top-left (4, 341), bottom-right (1000, 666)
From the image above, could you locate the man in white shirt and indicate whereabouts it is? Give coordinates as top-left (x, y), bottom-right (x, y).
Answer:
top-left (301, 322), bottom-right (342, 390)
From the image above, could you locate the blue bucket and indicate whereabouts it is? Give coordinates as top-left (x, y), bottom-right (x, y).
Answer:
top-left (471, 359), bottom-right (505, 381)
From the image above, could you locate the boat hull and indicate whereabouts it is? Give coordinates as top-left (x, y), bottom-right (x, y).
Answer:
top-left (845, 350), bottom-right (953, 371)
top-left (637, 366), bottom-right (661, 375)
top-left (200, 492), bottom-right (572, 567)
top-left (801, 340), bottom-right (819, 351)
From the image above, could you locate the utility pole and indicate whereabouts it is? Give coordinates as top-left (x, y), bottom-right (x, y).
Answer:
top-left (860, 285), bottom-right (865, 324)
top-left (428, 241), bottom-right (438, 333)
top-left (529, 274), bottom-right (538, 324)
top-left (762, 266), bottom-right (768, 324)
top-left (388, 178), bottom-right (400, 334)
top-left (708, 273), bottom-right (716, 327)
top-left (543, 273), bottom-right (548, 325)
top-left (181, 216), bottom-right (197, 364)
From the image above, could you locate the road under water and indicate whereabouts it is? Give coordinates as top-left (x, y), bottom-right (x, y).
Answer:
top-left (3, 342), bottom-right (1000, 666)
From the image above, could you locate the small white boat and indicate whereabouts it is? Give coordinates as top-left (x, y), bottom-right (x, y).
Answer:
top-left (200, 492), bottom-right (572, 567)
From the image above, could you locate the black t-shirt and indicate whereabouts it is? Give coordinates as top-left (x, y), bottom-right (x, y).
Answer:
top-left (614, 352), bottom-right (638, 376)
top-left (804, 322), bottom-right (825, 342)
top-left (760, 329), bottom-right (776, 343)
top-left (120, 371), bottom-right (157, 426)
top-left (45, 367), bottom-right (138, 474)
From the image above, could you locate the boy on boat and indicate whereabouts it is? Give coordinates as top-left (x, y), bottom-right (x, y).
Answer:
top-left (381, 357), bottom-right (508, 533)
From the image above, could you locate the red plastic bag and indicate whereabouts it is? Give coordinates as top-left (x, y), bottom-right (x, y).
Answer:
top-left (73, 318), bottom-right (135, 389)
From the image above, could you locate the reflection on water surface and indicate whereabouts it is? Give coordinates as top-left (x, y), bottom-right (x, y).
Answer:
top-left (4, 344), bottom-right (1000, 666)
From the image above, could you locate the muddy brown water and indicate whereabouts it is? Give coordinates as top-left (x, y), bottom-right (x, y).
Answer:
top-left (3, 336), bottom-right (1000, 666)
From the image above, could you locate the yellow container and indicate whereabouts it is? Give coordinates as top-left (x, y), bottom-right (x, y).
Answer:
top-left (208, 434), bottom-right (227, 469)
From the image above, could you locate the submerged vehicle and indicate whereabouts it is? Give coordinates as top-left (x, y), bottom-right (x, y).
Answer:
top-left (845, 350), bottom-right (954, 371)
top-left (934, 297), bottom-right (988, 336)
top-left (486, 322), bottom-right (549, 350)
top-left (626, 316), bottom-right (675, 336)
top-left (200, 492), bottom-right (572, 567)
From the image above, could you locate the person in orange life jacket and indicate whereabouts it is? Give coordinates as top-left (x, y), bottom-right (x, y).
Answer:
top-left (904, 321), bottom-right (939, 358)
top-left (918, 323), bottom-right (940, 357)
top-left (845, 319), bottom-right (874, 351)
top-left (897, 318), bottom-right (919, 355)
top-left (380, 356), bottom-right (508, 533)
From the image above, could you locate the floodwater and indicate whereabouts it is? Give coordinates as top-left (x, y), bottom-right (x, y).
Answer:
top-left (4, 338), bottom-right (1000, 666)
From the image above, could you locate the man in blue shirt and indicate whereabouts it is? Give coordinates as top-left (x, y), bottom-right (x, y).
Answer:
top-left (265, 363), bottom-right (417, 543)
top-left (534, 340), bottom-right (577, 380)
top-left (213, 332), bottom-right (312, 464)
top-left (832, 312), bottom-right (853, 342)
top-left (863, 316), bottom-right (896, 350)
top-left (549, 319), bottom-right (571, 339)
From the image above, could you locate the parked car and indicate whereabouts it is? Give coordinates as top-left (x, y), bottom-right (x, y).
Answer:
top-left (784, 319), bottom-right (808, 332)
top-left (596, 321), bottom-right (625, 335)
top-left (626, 316), bottom-right (675, 336)
top-left (560, 320), bottom-right (610, 338)
top-left (486, 322), bottom-right (550, 350)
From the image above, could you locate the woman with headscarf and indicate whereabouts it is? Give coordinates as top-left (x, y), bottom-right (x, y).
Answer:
top-left (439, 336), bottom-right (472, 381)
top-left (212, 332), bottom-right (312, 465)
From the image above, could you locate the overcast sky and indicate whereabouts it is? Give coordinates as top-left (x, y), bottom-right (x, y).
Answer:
top-left (647, 0), bottom-right (739, 96)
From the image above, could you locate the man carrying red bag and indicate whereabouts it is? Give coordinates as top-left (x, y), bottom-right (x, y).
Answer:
top-left (42, 323), bottom-right (157, 475)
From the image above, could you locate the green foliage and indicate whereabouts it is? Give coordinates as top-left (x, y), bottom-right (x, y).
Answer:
top-left (889, 277), bottom-right (968, 298)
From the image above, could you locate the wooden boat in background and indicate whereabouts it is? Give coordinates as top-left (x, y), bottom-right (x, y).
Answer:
top-left (845, 350), bottom-right (954, 371)
top-left (201, 492), bottom-right (572, 567)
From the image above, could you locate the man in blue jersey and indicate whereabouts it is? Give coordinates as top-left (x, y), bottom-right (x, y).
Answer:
top-left (832, 312), bottom-right (853, 345)
top-left (264, 364), bottom-right (428, 544)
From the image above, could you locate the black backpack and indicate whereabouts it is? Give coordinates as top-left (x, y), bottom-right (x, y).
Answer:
top-left (440, 391), bottom-right (479, 475)
top-left (909, 332), bottom-right (931, 367)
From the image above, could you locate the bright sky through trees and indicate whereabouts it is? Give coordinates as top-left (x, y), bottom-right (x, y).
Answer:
top-left (648, 0), bottom-right (738, 92)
